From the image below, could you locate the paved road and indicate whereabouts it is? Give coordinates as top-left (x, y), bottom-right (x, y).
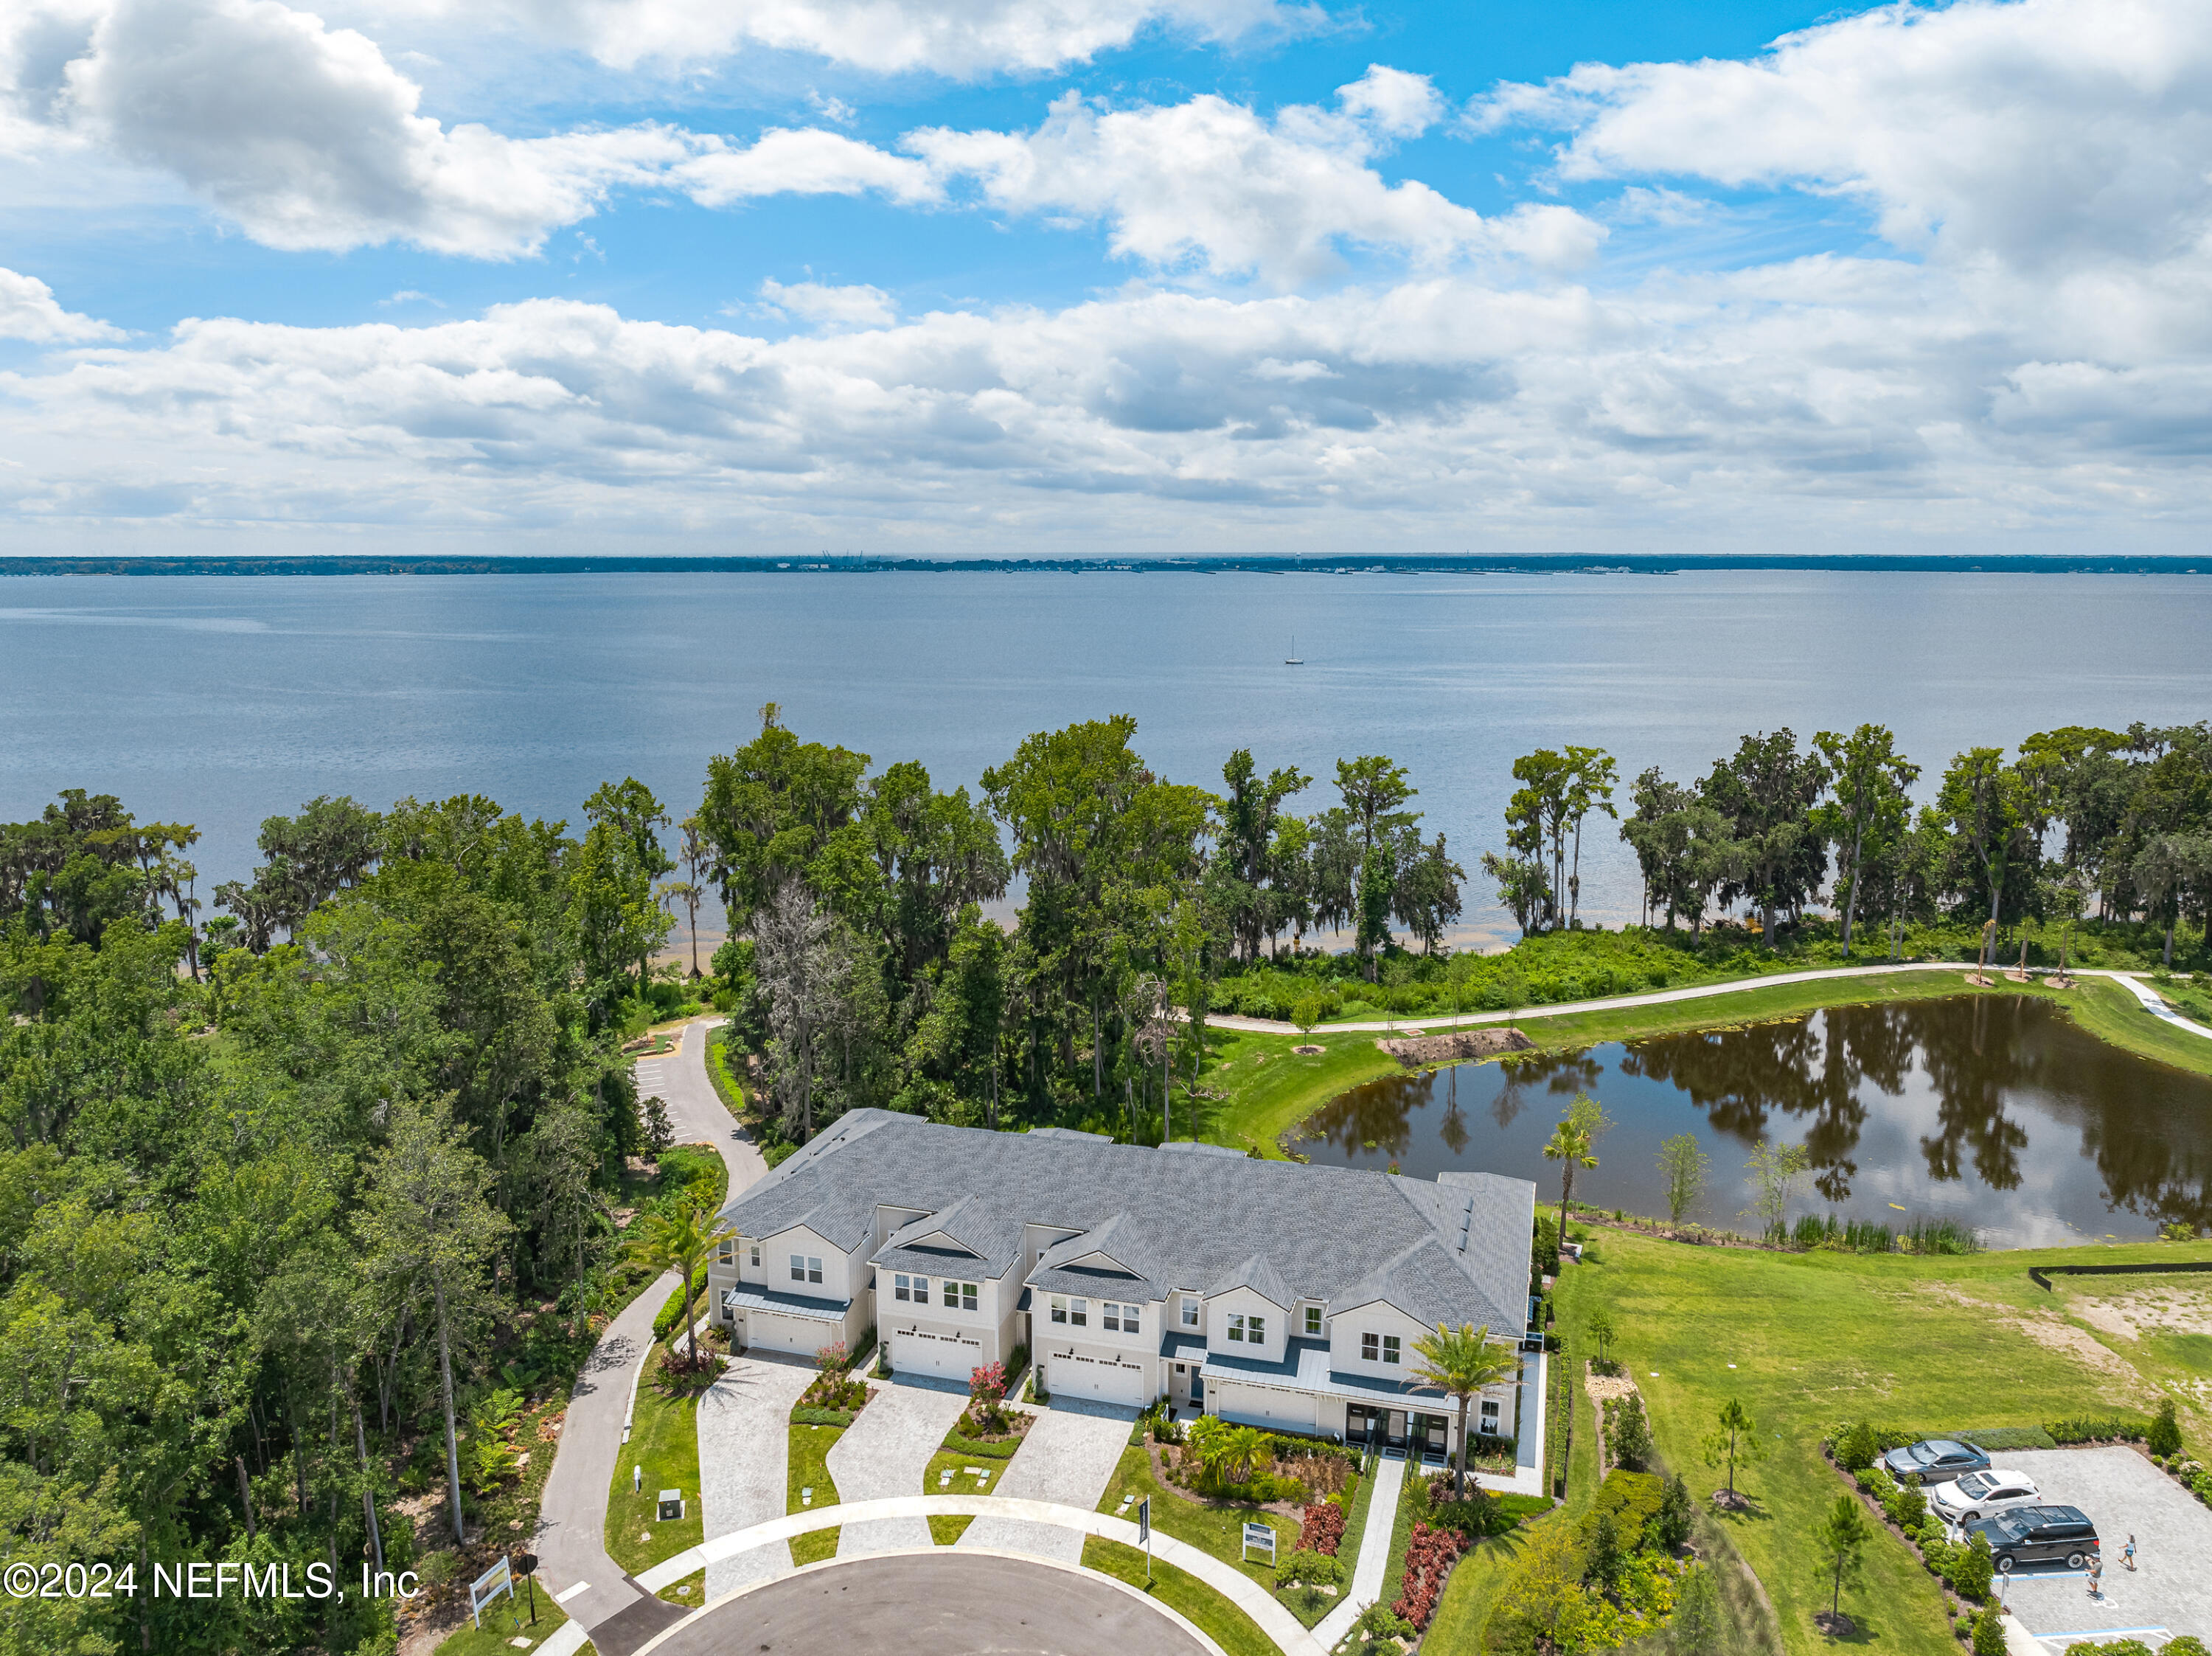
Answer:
top-left (1204, 961), bottom-right (2212, 1040)
top-left (830, 1380), bottom-right (973, 1556)
top-left (960, 1407), bottom-right (1136, 1564)
top-left (639, 1553), bottom-right (1211, 1656)
top-left (532, 1019), bottom-right (765, 1656)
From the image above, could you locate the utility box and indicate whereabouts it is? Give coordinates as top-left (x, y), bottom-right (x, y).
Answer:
top-left (657, 1490), bottom-right (685, 1522)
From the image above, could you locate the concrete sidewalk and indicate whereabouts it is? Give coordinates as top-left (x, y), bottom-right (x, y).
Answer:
top-left (1313, 1455), bottom-right (1403, 1648)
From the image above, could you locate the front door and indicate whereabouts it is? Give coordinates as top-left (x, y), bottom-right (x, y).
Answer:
top-left (1348, 1405), bottom-right (1408, 1453)
top-left (1169, 1363), bottom-right (1192, 1407)
top-left (1409, 1412), bottom-right (1449, 1462)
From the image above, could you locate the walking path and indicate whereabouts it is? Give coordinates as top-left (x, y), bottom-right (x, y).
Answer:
top-left (1312, 1455), bottom-right (1402, 1649)
top-left (628, 1494), bottom-right (1331, 1656)
top-left (530, 1017), bottom-right (766, 1655)
top-left (1206, 962), bottom-right (2212, 1042)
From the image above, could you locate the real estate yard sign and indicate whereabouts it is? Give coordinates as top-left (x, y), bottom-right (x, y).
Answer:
top-left (470, 1557), bottom-right (515, 1629)
top-left (1242, 1520), bottom-right (1276, 1565)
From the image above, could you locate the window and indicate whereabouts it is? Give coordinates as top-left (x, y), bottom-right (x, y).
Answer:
top-left (1361, 1332), bottom-right (1379, 1361)
top-left (1181, 1297), bottom-right (1200, 1329)
top-left (894, 1273), bottom-right (913, 1303)
top-left (1121, 1301), bottom-right (1139, 1334)
top-left (912, 1276), bottom-right (931, 1305)
top-left (806, 1256), bottom-right (823, 1284)
top-left (1480, 1399), bottom-right (1500, 1430)
top-left (790, 1253), bottom-right (806, 1282)
top-left (1051, 1295), bottom-right (1069, 1325)
top-left (1102, 1303), bottom-right (1121, 1332)
top-left (1228, 1313), bottom-right (1248, 1343)
top-left (1304, 1307), bottom-right (1322, 1337)
top-left (956, 1281), bottom-right (978, 1312)
top-left (1248, 1315), bottom-right (1265, 1343)
top-left (1070, 1298), bottom-right (1088, 1326)
top-left (716, 1239), bottom-right (734, 1265)
top-left (748, 1242), bottom-right (761, 1269)
top-left (1382, 1335), bottom-right (1400, 1365)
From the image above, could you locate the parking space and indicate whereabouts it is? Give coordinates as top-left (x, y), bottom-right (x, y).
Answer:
top-left (1978, 1447), bottom-right (2212, 1647)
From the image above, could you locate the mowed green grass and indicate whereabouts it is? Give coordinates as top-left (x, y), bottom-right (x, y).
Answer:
top-left (787, 1420), bottom-right (843, 1565)
top-left (603, 1351), bottom-right (705, 1576)
top-left (1080, 1537), bottom-right (1276, 1656)
top-left (1545, 1230), bottom-right (2212, 1656)
top-left (1096, 1446), bottom-right (1315, 1623)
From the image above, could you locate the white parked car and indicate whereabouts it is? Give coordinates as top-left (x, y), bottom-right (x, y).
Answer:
top-left (1929, 1469), bottom-right (2041, 1526)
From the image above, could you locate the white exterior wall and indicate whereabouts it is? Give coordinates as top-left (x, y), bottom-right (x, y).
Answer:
top-left (883, 1260), bottom-right (1003, 1381)
top-left (1203, 1286), bottom-right (1287, 1363)
top-left (1327, 1300), bottom-right (1433, 1385)
top-left (1207, 1381), bottom-right (1318, 1433)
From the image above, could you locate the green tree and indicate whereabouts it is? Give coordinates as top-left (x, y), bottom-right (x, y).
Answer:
top-left (1217, 750), bottom-right (1310, 965)
top-left (1703, 731), bottom-right (1829, 947)
top-left (1543, 1113), bottom-right (1598, 1250)
top-left (1972, 1608), bottom-right (2008, 1656)
top-left (1813, 725), bottom-right (1921, 957)
top-left (1814, 1492), bottom-right (1872, 1619)
top-left (1503, 748), bottom-right (1573, 932)
top-left (1936, 748), bottom-right (2034, 976)
top-left (699, 704), bottom-right (871, 934)
top-left (1667, 1564), bottom-right (1722, 1656)
top-left (1703, 1396), bottom-right (1764, 1499)
top-left (1489, 1520), bottom-right (1594, 1656)
top-left (1405, 1323), bottom-right (1520, 1498)
top-left (1562, 746), bottom-right (1618, 929)
top-left (628, 1204), bottom-right (736, 1369)
top-left (1658, 1133), bottom-right (1709, 1225)
top-left (358, 1096), bottom-right (512, 1547)
top-left (1745, 1141), bottom-right (1810, 1239)
top-left (2149, 1396), bottom-right (2183, 1458)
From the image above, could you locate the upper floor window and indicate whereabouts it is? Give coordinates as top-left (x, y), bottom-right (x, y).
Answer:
top-left (912, 1276), bottom-right (931, 1305)
top-left (1361, 1331), bottom-right (1379, 1362)
top-left (953, 1281), bottom-right (979, 1312)
top-left (1382, 1335), bottom-right (1401, 1365)
top-left (1229, 1312), bottom-right (1264, 1343)
top-left (1050, 1294), bottom-right (1088, 1326)
top-left (749, 1242), bottom-right (761, 1269)
top-left (1102, 1301), bottom-right (1141, 1333)
top-left (1304, 1306), bottom-right (1323, 1337)
top-left (1228, 1313), bottom-right (1247, 1343)
top-left (1181, 1297), bottom-right (1200, 1329)
top-left (717, 1239), bottom-right (734, 1265)
top-left (894, 1273), bottom-right (914, 1302)
top-left (790, 1253), bottom-right (823, 1285)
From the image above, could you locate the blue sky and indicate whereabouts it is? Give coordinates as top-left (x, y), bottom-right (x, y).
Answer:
top-left (1, 0), bottom-right (2206, 555)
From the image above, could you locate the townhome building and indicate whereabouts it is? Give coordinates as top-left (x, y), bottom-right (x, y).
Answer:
top-left (711, 1109), bottom-right (1537, 1458)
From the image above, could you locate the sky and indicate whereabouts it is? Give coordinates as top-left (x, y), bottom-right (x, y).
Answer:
top-left (2, 0), bottom-right (2209, 558)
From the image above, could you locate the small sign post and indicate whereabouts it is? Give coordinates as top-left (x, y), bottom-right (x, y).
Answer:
top-left (1241, 1521), bottom-right (1276, 1566)
top-left (468, 1557), bottom-right (515, 1631)
top-left (1136, 1497), bottom-right (1151, 1584)
top-left (514, 1554), bottom-right (539, 1626)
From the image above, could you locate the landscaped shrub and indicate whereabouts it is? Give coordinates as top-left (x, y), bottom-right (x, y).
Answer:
top-left (2064, 1643), bottom-right (2156, 1656)
top-left (652, 1266), bottom-right (710, 1340)
top-left (1298, 1499), bottom-right (1346, 1556)
top-left (2045, 1414), bottom-right (2150, 1445)
top-left (792, 1405), bottom-right (860, 1427)
top-left (1971, 1609), bottom-right (2008, 1656)
top-left (1834, 1422), bottom-right (1880, 1472)
top-left (1276, 1549), bottom-right (1344, 1591)
top-left (1652, 1474), bottom-right (1693, 1551)
top-left (1958, 1427), bottom-right (2059, 1453)
top-left (2159, 1638), bottom-right (2210, 1656)
top-left (2149, 1398), bottom-right (2183, 1458)
top-left (1390, 1521), bottom-right (1466, 1631)
top-left (1607, 1394), bottom-right (1654, 1471)
top-left (1585, 1470), bottom-right (1666, 1551)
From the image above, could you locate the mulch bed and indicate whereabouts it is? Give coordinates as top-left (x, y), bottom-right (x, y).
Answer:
top-left (1375, 1029), bottom-right (1534, 1068)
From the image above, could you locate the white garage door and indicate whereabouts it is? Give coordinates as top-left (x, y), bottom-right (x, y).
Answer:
top-left (748, 1311), bottom-right (836, 1357)
top-left (1050, 1350), bottom-right (1150, 1407)
top-left (891, 1326), bottom-right (984, 1382)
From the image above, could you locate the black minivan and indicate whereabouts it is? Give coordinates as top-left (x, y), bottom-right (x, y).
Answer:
top-left (1964, 1505), bottom-right (2101, 1572)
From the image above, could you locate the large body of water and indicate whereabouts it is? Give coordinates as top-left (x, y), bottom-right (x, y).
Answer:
top-left (4, 570), bottom-right (2211, 942)
top-left (1294, 997), bottom-right (2212, 1248)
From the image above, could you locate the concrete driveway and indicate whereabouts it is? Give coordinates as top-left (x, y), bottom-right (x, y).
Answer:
top-left (830, 1380), bottom-right (973, 1556)
top-left (1979, 1447), bottom-right (2212, 1646)
top-left (697, 1351), bottom-right (817, 1601)
top-left (959, 1405), bottom-right (1137, 1564)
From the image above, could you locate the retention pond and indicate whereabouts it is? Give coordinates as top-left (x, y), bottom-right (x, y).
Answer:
top-left (1291, 995), bottom-right (2212, 1248)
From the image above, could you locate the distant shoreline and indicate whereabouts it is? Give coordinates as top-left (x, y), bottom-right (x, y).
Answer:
top-left (2, 552), bottom-right (2208, 577)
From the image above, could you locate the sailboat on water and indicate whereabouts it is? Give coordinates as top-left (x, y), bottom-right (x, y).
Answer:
top-left (1285, 634), bottom-right (1304, 664)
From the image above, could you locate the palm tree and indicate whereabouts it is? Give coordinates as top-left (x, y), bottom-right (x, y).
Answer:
top-left (1408, 1323), bottom-right (1522, 1498)
top-left (1541, 1117), bottom-right (1597, 1256)
top-left (627, 1204), bottom-right (736, 1368)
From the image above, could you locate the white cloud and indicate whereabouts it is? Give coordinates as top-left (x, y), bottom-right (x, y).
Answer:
top-left (1, 0), bottom-right (700, 256)
top-left (0, 265), bottom-right (118, 341)
top-left (489, 0), bottom-right (1310, 76)
top-left (676, 128), bottom-right (937, 208)
top-left (757, 277), bottom-right (897, 327)
top-left (910, 67), bottom-right (1599, 288)
top-left (1472, 0), bottom-right (2212, 276)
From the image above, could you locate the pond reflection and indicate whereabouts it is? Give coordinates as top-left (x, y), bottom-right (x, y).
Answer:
top-left (1292, 997), bottom-right (2212, 1247)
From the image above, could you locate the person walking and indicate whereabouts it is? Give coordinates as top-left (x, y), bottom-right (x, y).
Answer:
top-left (2087, 1555), bottom-right (2104, 1598)
top-left (2121, 1534), bottom-right (2137, 1571)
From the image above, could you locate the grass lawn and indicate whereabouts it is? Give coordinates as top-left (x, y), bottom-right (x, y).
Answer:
top-left (1199, 967), bottom-right (2212, 1158)
top-left (603, 1350), bottom-right (706, 1576)
top-left (923, 1445), bottom-right (1000, 1544)
top-left (430, 1587), bottom-right (587, 1656)
top-left (1081, 1536), bottom-right (1276, 1656)
top-left (787, 1420), bottom-right (842, 1565)
top-left (655, 1566), bottom-right (706, 1607)
top-left (1096, 1444), bottom-right (1318, 1623)
top-left (1548, 1228), bottom-right (2212, 1656)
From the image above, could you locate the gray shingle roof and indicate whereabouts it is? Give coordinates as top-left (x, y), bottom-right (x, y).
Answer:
top-left (721, 1110), bottom-right (1534, 1332)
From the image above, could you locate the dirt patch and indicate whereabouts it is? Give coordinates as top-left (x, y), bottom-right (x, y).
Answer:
top-left (1293, 1044), bottom-right (1325, 1055)
top-left (1586, 1372), bottom-right (1641, 1405)
top-left (2062, 1282), bottom-right (2212, 1343)
top-left (1913, 1284), bottom-right (2145, 1387)
top-left (1374, 1028), bottom-right (1534, 1068)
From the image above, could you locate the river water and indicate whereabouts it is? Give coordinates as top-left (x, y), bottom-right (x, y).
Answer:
top-left (4, 570), bottom-right (2211, 935)
top-left (1292, 996), bottom-right (2212, 1248)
